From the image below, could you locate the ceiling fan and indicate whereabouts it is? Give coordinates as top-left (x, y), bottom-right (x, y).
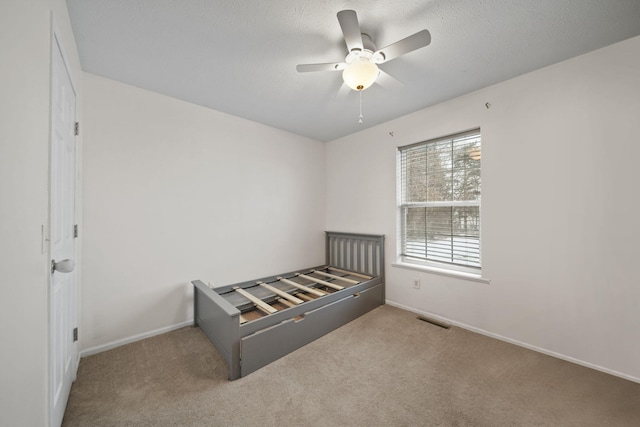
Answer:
top-left (296, 10), bottom-right (431, 92)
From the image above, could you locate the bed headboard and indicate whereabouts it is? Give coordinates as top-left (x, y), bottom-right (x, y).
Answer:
top-left (325, 231), bottom-right (385, 278)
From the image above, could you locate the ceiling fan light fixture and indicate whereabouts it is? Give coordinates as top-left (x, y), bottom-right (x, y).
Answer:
top-left (342, 58), bottom-right (379, 91)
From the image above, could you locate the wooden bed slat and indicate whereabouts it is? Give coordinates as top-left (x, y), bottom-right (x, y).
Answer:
top-left (258, 282), bottom-right (305, 305)
top-left (312, 270), bottom-right (359, 285)
top-left (277, 277), bottom-right (328, 297)
top-left (328, 267), bottom-right (372, 280)
top-left (296, 273), bottom-right (344, 290)
top-left (276, 298), bottom-right (296, 308)
top-left (295, 293), bottom-right (315, 302)
top-left (233, 287), bottom-right (278, 314)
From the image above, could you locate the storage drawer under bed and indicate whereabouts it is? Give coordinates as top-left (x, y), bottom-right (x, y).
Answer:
top-left (240, 283), bottom-right (383, 376)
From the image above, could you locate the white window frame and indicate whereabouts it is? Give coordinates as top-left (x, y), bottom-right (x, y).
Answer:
top-left (397, 129), bottom-right (482, 275)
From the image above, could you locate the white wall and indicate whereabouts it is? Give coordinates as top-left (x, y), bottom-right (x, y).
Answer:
top-left (81, 73), bottom-right (326, 351)
top-left (327, 36), bottom-right (640, 381)
top-left (0, 1), bottom-right (82, 425)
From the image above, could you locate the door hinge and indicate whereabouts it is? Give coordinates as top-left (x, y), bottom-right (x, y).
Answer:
top-left (73, 327), bottom-right (78, 342)
top-left (74, 122), bottom-right (79, 136)
top-left (74, 224), bottom-right (78, 238)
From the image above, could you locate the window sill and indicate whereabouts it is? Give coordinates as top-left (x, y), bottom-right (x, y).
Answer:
top-left (392, 262), bottom-right (491, 284)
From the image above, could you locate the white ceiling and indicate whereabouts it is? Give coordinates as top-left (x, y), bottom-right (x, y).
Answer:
top-left (66, 0), bottom-right (640, 142)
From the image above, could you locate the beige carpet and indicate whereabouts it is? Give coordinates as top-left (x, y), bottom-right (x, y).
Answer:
top-left (63, 305), bottom-right (640, 426)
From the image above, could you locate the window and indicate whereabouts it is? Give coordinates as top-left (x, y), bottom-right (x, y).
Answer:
top-left (398, 129), bottom-right (481, 272)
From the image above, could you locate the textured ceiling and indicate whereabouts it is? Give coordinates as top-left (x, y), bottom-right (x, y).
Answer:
top-left (66, 0), bottom-right (640, 142)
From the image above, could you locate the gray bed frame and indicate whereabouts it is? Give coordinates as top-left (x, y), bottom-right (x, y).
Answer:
top-left (192, 231), bottom-right (385, 380)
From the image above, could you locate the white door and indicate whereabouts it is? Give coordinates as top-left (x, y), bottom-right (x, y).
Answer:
top-left (50, 32), bottom-right (78, 427)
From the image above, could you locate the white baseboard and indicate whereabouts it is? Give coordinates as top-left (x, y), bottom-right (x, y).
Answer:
top-left (385, 300), bottom-right (640, 385)
top-left (80, 320), bottom-right (193, 358)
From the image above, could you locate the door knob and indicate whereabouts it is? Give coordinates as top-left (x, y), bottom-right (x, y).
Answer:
top-left (51, 259), bottom-right (75, 274)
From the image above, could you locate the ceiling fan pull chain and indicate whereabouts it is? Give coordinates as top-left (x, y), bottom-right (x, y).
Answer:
top-left (359, 91), bottom-right (364, 124)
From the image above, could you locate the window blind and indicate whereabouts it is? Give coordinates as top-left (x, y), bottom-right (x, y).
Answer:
top-left (399, 129), bottom-right (481, 269)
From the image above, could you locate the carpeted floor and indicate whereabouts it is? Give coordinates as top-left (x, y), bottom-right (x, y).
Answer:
top-left (63, 305), bottom-right (640, 426)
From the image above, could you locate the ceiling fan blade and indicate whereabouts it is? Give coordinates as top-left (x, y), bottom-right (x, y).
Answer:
top-left (374, 29), bottom-right (431, 63)
top-left (375, 69), bottom-right (403, 90)
top-left (337, 10), bottom-right (363, 52)
top-left (336, 82), bottom-right (351, 98)
top-left (296, 62), bottom-right (346, 73)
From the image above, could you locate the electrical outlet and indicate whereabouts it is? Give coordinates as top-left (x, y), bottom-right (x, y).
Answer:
top-left (412, 279), bottom-right (421, 289)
